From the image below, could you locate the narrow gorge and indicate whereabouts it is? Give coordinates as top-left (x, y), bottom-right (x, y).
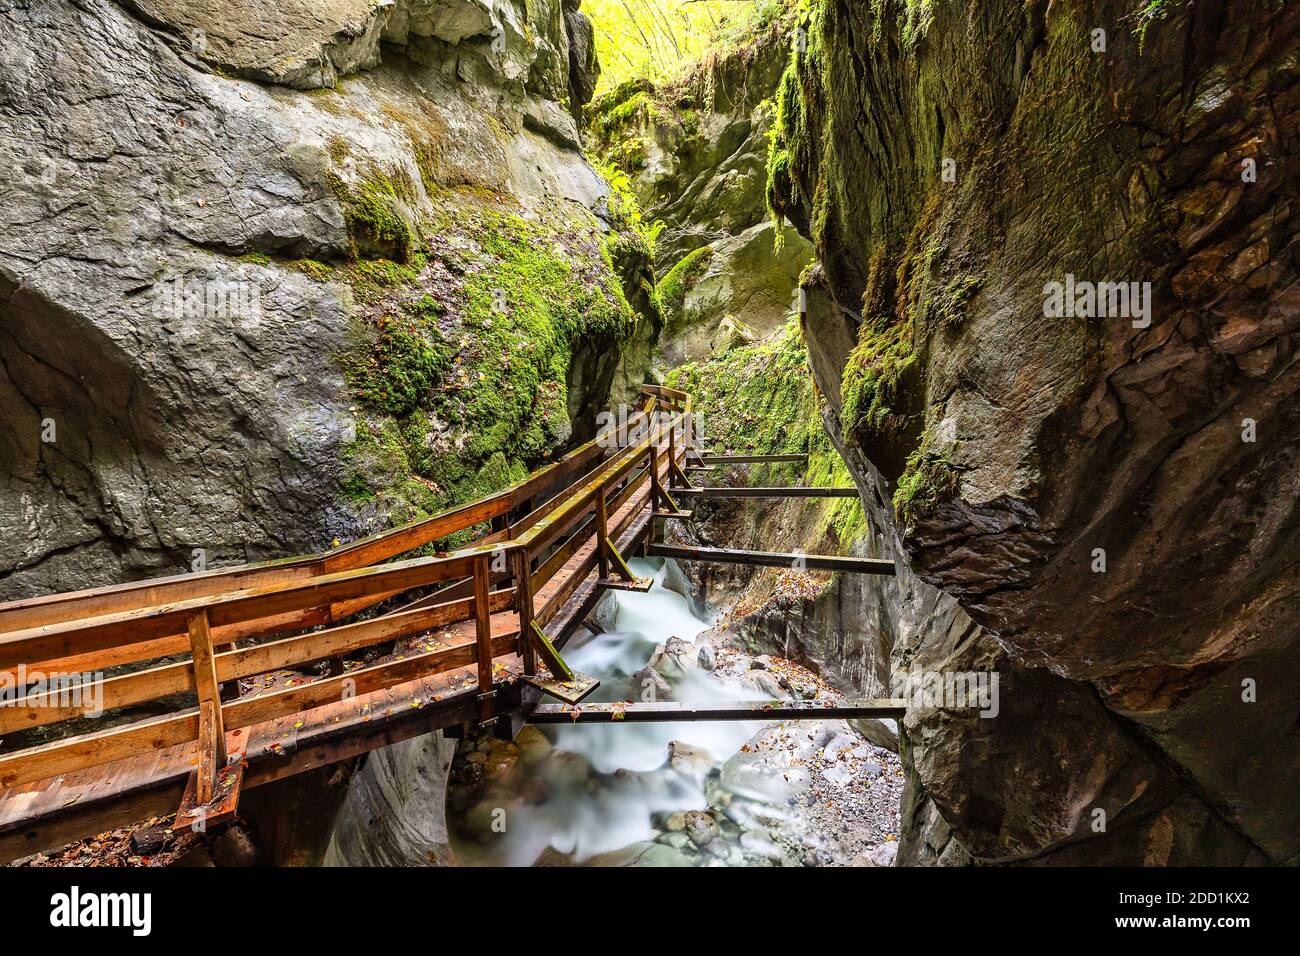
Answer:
top-left (0, 0), bottom-right (1295, 879)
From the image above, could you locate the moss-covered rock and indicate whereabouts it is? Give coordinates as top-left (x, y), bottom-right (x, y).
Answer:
top-left (585, 1), bottom-right (812, 371)
top-left (666, 316), bottom-right (864, 549)
top-left (767, 0), bottom-right (1300, 866)
top-left (338, 190), bottom-right (639, 546)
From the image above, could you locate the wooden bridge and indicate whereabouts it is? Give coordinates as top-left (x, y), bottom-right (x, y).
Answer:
top-left (0, 385), bottom-right (903, 862)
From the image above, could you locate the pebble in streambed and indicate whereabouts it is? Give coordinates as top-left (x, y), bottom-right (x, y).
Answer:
top-left (444, 560), bottom-right (902, 867)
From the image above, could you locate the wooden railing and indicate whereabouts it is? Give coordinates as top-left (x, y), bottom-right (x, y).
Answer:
top-left (0, 386), bottom-right (693, 810)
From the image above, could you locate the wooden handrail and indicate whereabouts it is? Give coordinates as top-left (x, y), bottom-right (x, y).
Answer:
top-left (0, 389), bottom-right (693, 796)
top-left (0, 399), bottom-right (660, 635)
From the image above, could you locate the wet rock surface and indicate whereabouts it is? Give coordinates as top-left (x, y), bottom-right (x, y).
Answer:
top-left (0, 0), bottom-right (643, 598)
top-left (766, 0), bottom-right (1300, 863)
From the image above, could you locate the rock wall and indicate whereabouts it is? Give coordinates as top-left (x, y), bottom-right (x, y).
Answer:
top-left (767, 0), bottom-right (1298, 864)
top-left (0, 0), bottom-right (652, 598)
top-left (324, 731), bottom-right (459, 866)
top-left (587, 10), bottom-right (812, 371)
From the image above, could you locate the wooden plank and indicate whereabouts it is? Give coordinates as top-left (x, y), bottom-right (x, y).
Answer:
top-left (529, 699), bottom-right (909, 722)
top-left (672, 486), bottom-right (859, 498)
top-left (600, 578), bottom-right (653, 593)
top-left (646, 544), bottom-right (896, 575)
top-left (472, 557), bottom-right (494, 725)
top-left (0, 562), bottom-right (327, 636)
top-left (0, 630), bottom-right (517, 790)
top-left (698, 453), bottom-right (809, 464)
top-left (0, 551), bottom-right (476, 672)
top-left (0, 591), bottom-right (510, 735)
top-left (520, 673), bottom-right (600, 706)
top-left (186, 611), bottom-right (225, 802)
top-left (652, 510), bottom-right (693, 520)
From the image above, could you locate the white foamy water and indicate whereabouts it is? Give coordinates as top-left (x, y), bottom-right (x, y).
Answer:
top-left (452, 559), bottom-right (770, 865)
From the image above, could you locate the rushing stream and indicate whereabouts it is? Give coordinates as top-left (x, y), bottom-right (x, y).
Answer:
top-left (446, 559), bottom-right (903, 867)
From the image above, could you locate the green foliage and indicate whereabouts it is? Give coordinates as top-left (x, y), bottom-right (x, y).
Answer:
top-left (666, 317), bottom-right (866, 548)
top-left (1131, 0), bottom-right (1181, 52)
top-left (594, 158), bottom-right (664, 258)
top-left (585, 0), bottom-right (779, 95)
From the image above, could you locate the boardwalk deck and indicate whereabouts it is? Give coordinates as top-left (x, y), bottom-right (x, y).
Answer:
top-left (0, 485), bottom-right (655, 861)
top-left (0, 382), bottom-right (904, 862)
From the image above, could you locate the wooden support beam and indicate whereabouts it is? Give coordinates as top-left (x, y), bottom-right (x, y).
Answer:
top-left (594, 486), bottom-right (611, 580)
top-left (173, 762), bottom-right (243, 833)
top-left (669, 458), bottom-right (692, 489)
top-left (673, 486), bottom-right (859, 498)
top-left (522, 620), bottom-right (602, 703)
top-left (527, 621), bottom-right (575, 683)
top-left (603, 535), bottom-right (639, 583)
top-left (512, 547), bottom-right (537, 676)
top-left (472, 556), bottom-right (494, 726)
top-left (699, 453), bottom-right (809, 464)
top-left (528, 699), bottom-right (908, 723)
top-left (185, 610), bottom-right (225, 803)
top-left (647, 543), bottom-right (895, 575)
top-left (651, 510), bottom-right (693, 520)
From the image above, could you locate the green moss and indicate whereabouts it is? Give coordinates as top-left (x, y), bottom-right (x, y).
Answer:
top-left (655, 245), bottom-right (715, 328)
top-left (839, 316), bottom-right (918, 440)
top-left (666, 317), bottom-right (866, 549)
top-left (337, 194), bottom-right (639, 540)
top-left (765, 54), bottom-right (804, 222)
top-left (291, 258), bottom-right (334, 282)
top-left (327, 136), bottom-right (351, 164)
top-left (347, 300), bottom-right (455, 417)
top-left (892, 439), bottom-right (959, 530)
top-left (327, 167), bottom-right (418, 263)
top-left (236, 251), bottom-right (272, 266)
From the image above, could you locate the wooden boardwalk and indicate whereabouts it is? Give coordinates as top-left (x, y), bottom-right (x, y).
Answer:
top-left (0, 384), bottom-right (903, 861)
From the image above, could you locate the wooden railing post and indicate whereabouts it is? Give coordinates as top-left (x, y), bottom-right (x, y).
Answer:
top-left (667, 413), bottom-right (677, 489)
top-left (595, 484), bottom-right (611, 579)
top-left (186, 609), bottom-right (226, 804)
top-left (512, 547), bottom-right (538, 676)
top-left (650, 446), bottom-right (665, 513)
top-left (472, 555), bottom-right (495, 726)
